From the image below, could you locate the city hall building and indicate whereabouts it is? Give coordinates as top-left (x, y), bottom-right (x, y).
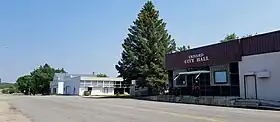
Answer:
top-left (166, 30), bottom-right (280, 101)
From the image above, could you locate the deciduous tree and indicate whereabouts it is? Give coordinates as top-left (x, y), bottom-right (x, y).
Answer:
top-left (177, 45), bottom-right (190, 52)
top-left (16, 63), bottom-right (66, 95)
top-left (220, 33), bottom-right (239, 42)
top-left (15, 75), bottom-right (32, 95)
top-left (96, 73), bottom-right (108, 77)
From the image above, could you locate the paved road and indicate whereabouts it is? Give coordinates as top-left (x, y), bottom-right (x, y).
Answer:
top-left (7, 96), bottom-right (280, 122)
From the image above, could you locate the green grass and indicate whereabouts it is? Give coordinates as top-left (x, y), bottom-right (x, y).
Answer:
top-left (0, 83), bottom-right (14, 89)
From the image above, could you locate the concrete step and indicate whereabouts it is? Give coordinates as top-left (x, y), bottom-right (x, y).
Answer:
top-left (259, 101), bottom-right (280, 108)
top-left (234, 100), bottom-right (260, 107)
top-left (258, 106), bottom-right (280, 110)
top-left (232, 99), bottom-right (280, 110)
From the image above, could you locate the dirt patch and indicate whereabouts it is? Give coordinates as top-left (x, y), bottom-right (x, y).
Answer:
top-left (0, 101), bottom-right (30, 122)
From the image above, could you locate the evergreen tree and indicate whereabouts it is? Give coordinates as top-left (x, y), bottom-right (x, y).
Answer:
top-left (115, 1), bottom-right (176, 94)
top-left (115, 33), bottom-right (139, 84)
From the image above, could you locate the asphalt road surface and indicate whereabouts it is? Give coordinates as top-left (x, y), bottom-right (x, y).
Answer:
top-left (7, 96), bottom-right (280, 122)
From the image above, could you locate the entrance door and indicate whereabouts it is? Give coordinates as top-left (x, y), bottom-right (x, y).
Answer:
top-left (189, 74), bottom-right (200, 96)
top-left (65, 86), bottom-right (70, 95)
top-left (87, 87), bottom-right (93, 95)
top-left (245, 76), bottom-right (257, 99)
top-left (53, 88), bottom-right (57, 94)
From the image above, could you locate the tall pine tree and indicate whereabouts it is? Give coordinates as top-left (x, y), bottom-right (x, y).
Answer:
top-left (115, 1), bottom-right (176, 94)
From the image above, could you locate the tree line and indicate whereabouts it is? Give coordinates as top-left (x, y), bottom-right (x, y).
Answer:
top-left (220, 33), bottom-right (258, 42)
top-left (1, 63), bottom-right (110, 95)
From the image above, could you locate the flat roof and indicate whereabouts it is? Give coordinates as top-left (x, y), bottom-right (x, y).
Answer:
top-left (80, 76), bottom-right (123, 82)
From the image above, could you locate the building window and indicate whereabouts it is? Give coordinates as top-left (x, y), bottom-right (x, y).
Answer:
top-left (104, 81), bottom-right (109, 87)
top-left (175, 75), bottom-right (186, 85)
top-left (109, 81), bottom-right (115, 87)
top-left (92, 81), bottom-right (97, 86)
top-left (97, 81), bottom-right (103, 87)
top-left (103, 88), bottom-right (109, 93)
top-left (214, 71), bottom-right (228, 84)
top-left (85, 80), bottom-right (91, 84)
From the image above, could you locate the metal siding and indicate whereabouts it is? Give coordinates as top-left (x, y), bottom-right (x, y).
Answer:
top-left (241, 31), bottom-right (280, 56)
top-left (165, 40), bottom-right (241, 70)
top-left (166, 30), bottom-right (280, 70)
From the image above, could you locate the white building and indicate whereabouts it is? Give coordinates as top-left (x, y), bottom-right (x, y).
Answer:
top-left (50, 73), bottom-right (128, 96)
top-left (239, 51), bottom-right (280, 101)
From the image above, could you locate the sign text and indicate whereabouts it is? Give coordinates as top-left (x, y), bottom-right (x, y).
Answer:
top-left (184, 53), bottom-right (209, 64)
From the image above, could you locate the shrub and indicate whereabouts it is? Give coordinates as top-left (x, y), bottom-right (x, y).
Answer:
top-left (1, 86), bottom-right (18, 94)
top-left (8, 87), bottom-right (16, 94)
top-left (83, 91), bottom-right (91, 96)
top-left (1, 88), bottom-right (9, 94)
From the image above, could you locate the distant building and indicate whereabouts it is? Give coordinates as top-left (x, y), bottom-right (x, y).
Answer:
top-left (50, 73), bottom-right (129, 96)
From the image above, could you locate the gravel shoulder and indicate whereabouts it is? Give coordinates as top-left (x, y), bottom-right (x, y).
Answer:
top-left (0, 95), bottom-right (30, 122)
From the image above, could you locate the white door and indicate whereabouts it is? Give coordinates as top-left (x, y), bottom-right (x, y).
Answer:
top-left (245, 76), bottom-right (257, 99)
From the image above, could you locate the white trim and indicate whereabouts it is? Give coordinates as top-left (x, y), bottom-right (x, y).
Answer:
top-left (244, 72), bottom-right (255, 76)
top-left (80, 77), bottom-right (123, 81)
top-left (178, 70), bottom-right (210, 75)
top-left (174, 70), bottom-right (210, 80)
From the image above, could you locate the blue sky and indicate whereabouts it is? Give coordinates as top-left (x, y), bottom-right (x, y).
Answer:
top-left (1, 0), bottom-right (280, 82)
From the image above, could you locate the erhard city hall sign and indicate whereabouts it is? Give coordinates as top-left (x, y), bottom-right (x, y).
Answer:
top-left (184, 53), bottom-right (209, 64)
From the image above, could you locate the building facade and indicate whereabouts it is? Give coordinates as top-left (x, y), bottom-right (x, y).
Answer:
top-left (166, 30), bottom-right (280, 101)
top-left (50, 73), bottom-right (128, 96)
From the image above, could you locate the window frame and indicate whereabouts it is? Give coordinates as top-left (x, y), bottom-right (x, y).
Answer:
top-left (175, 74), bottom-right (187, 86)
top-left (213, 70), bottom-right (228, 84)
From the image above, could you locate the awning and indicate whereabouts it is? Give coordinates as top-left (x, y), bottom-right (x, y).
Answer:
top-left (174, 70), bottom-right (210, 81)
top-left (178, 70), bottom-right (210, 75)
